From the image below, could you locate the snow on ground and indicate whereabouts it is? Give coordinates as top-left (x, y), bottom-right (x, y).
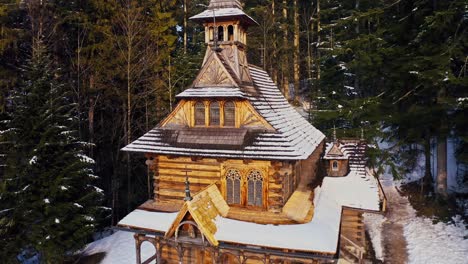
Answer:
top-left (82, 231), bottom-right (156, 264)
top-left (363, 213), bottom-right (385, 261)
top-left (404, 212), bottom-right (468, 264)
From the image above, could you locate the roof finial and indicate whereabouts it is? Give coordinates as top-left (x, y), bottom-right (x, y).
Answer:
top-left (360, 127), bottom-right (364, 141)
top-left (333, 125), bottom-right (337, 143)
top-left (182, 166), bottom-right (192, 201)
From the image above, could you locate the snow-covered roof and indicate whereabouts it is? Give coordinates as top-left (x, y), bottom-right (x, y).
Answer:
top-left (323, 142), bottom-right (348, 160)
top-left (323, 170), bottom-right (381, 211)
top-left (176, 86), bottom-right (246, 99)
top-left (323, 141), bottom-right (350, 160)
top-left (117, 169), bottom-right (382, 254)
top-left (122, 66), bottom-right (325, 160)
top-left (190, 8), bottom-right (258, 26)
top-left (118, 210), bottom-right (178, 233)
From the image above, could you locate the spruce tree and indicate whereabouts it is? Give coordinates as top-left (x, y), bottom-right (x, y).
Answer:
top-left (0, 45), bottom-right (103, 263)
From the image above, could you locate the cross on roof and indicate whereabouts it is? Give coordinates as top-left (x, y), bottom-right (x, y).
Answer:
top-left (182, 166), bottom-right (193, 201)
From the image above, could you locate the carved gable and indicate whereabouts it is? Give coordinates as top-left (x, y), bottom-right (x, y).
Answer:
top-left (237, 101), bottom-right (275, 131)
top-left (193, 51), bottom-right (238, 87)
top-left (161, 100), bottom-right (192, 128)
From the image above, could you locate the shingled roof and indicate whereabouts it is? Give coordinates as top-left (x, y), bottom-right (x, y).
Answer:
top-left (190, 0), bottom-right (257, 26)
top-left (122, 0), bottom-right (325, 160)
top-left (208, 0), bottom-right (242, 9)
top-left (122, 64), bottom-right (325, 160)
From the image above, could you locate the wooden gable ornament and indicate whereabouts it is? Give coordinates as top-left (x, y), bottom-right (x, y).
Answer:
top-left (327, 143), bottom-right (345, 158)
top-left (193, 49), bottom-right (239, 87)
top-left (165, 184), bottom-right (229, 246)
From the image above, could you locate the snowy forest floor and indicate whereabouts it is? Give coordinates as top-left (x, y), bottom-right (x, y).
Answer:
top-left (364, 177), bottom-right (468, 264)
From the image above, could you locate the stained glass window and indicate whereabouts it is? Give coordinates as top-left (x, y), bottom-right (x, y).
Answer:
top-left (210, 102), bottom-right (220, 126)
top-left (247, 170), bottom-right (263, 207)
top-left (195, 102), bottom-right (205, 126)
top-left (226, 169), bottom-right (241, 205)
top-left (224, 101), bottom-right (235, 127)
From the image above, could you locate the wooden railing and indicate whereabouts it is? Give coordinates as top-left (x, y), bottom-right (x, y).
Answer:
top-left (367, 168), bottom-right (388, 213)
top-left (340, 235), bottom-right (365, 264)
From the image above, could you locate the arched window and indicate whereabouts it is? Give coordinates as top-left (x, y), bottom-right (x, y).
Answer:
top-left (332, 161), bottom-right (339, 171)
top-left (218, 26), bottom-right (224, 41)
top-left (226, 169), bottom-right (241, 205)
top-left (247, 170), bottom-right (263, 207)
top-left (195, 102), bottom-right (205, 126)
top-left (224, 101), bottom-right (235, 127)
top-left (210, 102), bottom-right (220, 126)
top-left (228, 25), bottom-right (234, 41)
top-left (209, 27), bottom-right (214, 41)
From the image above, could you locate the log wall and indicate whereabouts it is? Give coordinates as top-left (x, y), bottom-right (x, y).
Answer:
top-left (148, 155), bottom-right (296, 212)
top-left (297, 141), bottom-right (325, 186)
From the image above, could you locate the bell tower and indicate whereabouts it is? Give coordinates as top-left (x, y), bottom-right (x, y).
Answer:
top-left (190, 0), bottom-right (258, 89)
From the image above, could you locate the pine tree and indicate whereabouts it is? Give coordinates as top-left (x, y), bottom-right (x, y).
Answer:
top-left (0, 45), bottom-right (103, 263)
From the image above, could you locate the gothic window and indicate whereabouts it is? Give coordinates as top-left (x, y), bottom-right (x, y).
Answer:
top-left (228, 25), bottom-right (234, 41)
top-left (332, 161), bottom-right (339, 171)
top-left (223, 101), bottom-right (235, 127)
top-left (210, 102), bottom-right (220, 126)
top-left (218, 26), bottom-right (224, 41)
top-left (195, 102), bottom-right (205, 126)
top-left (247, 170), bottom-right (263, 207)
top-left (226, 169), bottom-right (241, 205)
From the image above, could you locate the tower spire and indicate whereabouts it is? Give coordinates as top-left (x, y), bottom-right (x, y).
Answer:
top-left (333, 125), bottom-right (337, 143)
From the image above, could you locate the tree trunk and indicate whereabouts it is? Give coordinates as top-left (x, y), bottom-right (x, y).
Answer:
top-left (271, 0), bottom-right (278, 84)
top-left (354, 0), bottom-right (360, 95)
top-left (282, 0), bottom-right (290, 100)
top-left (436, 137), bottom-right (448, 198)
top-left (422, 135), bottom-right (433, 194)
top-left (316, 0), bottom-right (321, 94)
top-left (293, 0), bottom-right (300, 104)
top-left (183, 0), bottom-right (188, 54)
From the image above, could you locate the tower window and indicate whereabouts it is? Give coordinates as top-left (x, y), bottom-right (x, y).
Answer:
top-left (228, 25), bottom-right (234, 41)
top-left (210, 102), bottom-right (220, 126)
top-left (224, 101), bottom-right (235, 126)
top-left (195, 102), bottom-right (205, 126)
top-left (218, 26), bottom-right (224, 41)
top-left (209, 27), bottom-right (214, 41)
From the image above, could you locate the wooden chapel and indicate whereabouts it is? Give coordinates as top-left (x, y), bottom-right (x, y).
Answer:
top-left (118, 0), bottom-right (386, 263)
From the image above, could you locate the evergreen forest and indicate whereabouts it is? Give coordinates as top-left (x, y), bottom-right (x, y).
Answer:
top-left (0, 0), bottom-right (466, 262)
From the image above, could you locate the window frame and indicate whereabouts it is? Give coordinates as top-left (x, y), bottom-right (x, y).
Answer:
top-left (223, 101), bottom-right (236, 127)
top-left (332, 161), bottom-right (339, 171)
top-left (222, 167), bottom-right (267, 209)
top-left (246, 169), bottom-right (264, 207)
top-left (192, 100), bottom-right (236, 128)
top-left (194, 101), bottom-right (206, 127)
top-left (209, 101), bottom-right (221, 126)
